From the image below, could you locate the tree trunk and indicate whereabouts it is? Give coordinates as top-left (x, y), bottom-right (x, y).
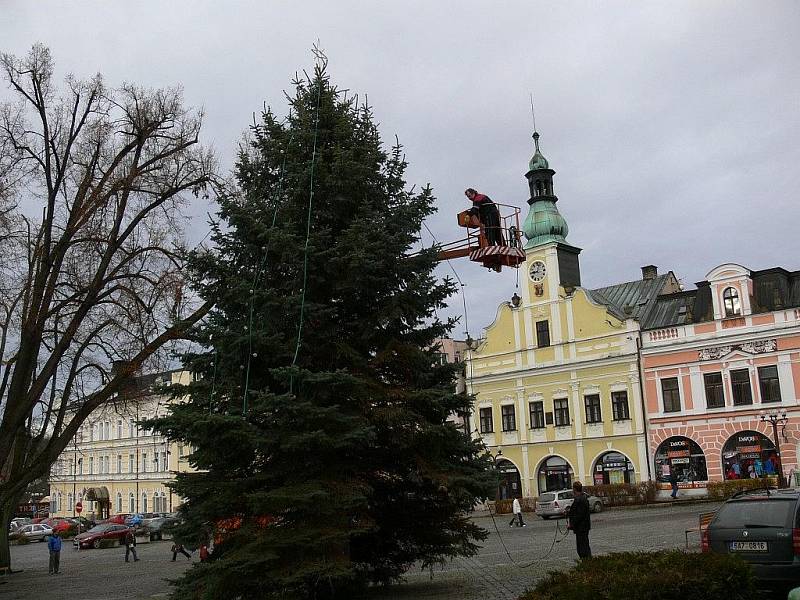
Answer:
top-left (0, 498), bottom-right (14, 572)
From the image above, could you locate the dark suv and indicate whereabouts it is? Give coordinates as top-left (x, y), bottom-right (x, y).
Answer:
top-left (703, 488), bottom-right (800, 590)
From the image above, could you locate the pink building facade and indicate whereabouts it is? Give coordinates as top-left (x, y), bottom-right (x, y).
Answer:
top-left (641, 264), bottom-right (800, 494)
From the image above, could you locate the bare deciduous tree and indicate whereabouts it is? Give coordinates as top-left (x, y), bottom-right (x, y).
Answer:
top-left (0, 45), bottom-right (215, 570)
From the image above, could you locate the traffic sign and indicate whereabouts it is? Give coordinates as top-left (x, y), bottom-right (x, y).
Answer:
top-left (75, 501), bottom-right (83, 514)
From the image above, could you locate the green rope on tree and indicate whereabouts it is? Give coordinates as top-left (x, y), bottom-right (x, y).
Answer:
top-left (290, 71), bottom-right (324, 372)
top-left (242, 125), bottom-right (296, 415)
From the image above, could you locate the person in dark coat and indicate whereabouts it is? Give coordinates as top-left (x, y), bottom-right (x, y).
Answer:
top-left (669, 470), bottom-right (679, 499)
top-left (567, 481), bottom-right (592, 560)
top-left (124, 528), bottom-right (139, 562)
top-left (171, 542), bottom-right (192, 561)
top-left (465, 188), bottom-right (503, 246)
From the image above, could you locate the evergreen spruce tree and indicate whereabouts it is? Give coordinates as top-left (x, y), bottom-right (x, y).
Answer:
top-left (149, 58), bottom-right (495, 599)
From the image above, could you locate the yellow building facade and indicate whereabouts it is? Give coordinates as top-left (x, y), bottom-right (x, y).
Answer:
top-left (48, 370), bottom-right (193, 520)
top-left (467, 131), bottom-right (679, 498)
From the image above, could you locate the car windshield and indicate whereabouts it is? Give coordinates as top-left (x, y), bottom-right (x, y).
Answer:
top-left (715, 499), bottom-right (796, 528)
top-left (87, 524), bottom-right (113, 533)
top-left (539, 493), bottom-right (555, 502)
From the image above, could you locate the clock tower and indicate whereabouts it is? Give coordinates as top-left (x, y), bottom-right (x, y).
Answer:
top-left (520, 130), bottom-right (581, 305)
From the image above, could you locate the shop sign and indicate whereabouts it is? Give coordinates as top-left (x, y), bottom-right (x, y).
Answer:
top-left (671, 458), bottom-right (690, 464)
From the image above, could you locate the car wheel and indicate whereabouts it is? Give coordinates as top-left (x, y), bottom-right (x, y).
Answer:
top-left (93, 539), bottom-right (101, 549)
top-left (541, 515), bottom-right (550, 520)
top-left (593, 502), bottom-right (602, 513)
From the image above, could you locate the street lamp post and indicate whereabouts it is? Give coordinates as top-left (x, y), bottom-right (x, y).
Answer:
top-left (760, 409), bottom-right (788, 488)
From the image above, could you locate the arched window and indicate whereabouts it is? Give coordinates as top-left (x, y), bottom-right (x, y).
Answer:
top-left (67, 493), bottom-right (73, 512)
top-left (654, 436), bottom-right (708, 483)
top-left (723, 287), bottom-right (741, 317)
top-left (129, 493), bottom-right (135, 513)
top-left (142, 492), bottom-right (148, 513)
top-left (593, 451), bottom-right (636, 485)
top-left (537, 456), bottom-right (574, 494)
top-left (494, 458), bottom-right (523, 500)
top-left (116, 493), bottom-right (123, 514)
top-left (722, 430), bottom-right (777, 480)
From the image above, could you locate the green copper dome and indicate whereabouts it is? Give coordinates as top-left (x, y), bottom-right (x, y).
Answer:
top-left (522, 201), bottom-right (568, 248)
top-left (522, 130), bottom-right (568, 249)
top-left (528, 131), bottom-right (549, 170)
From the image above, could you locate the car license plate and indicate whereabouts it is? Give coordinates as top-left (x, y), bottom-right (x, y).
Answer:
top-left (730, 541), bottom-right (768, 552)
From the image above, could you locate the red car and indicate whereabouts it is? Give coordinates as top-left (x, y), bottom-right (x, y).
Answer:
top-left (100, 513), bottom-right (131, 525)
top-left (41, 518), bottom-right (74, 534)
top-left (73, 524), bottom-right (130, 549)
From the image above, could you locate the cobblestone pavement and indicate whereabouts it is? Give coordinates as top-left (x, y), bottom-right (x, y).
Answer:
top-left (1, 503), bottom-right (719, 600)
top-left (1, 538), bottom-right (193, 599)
top-left (360, 501), bottom-right (723, 600)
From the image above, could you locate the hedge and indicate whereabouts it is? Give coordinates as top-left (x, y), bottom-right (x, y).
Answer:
top-left (519, 550), bottom-right (757, 600)
top-left (584, 481), bottom-right (657, 506)
top-left (706, 477), bottom-right (778, 501)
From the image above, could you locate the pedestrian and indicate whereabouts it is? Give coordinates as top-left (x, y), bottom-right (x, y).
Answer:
top-left (567, 481), bottom-right (592, 560)
top-left (124, 528), bottom-right (139, 562)
top-left (47, 532), bottom-right (61, 575)
top-left (508, 497), bottom-right (526, 527)
top-left (171, 542), bottom-right (192, 561)
top-left (668, 470), bottom-right (679, 499)
top-left (464, 188), bottom-right (503, 246)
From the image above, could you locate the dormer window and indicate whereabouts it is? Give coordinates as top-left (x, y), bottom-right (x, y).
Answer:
top-left (723, 287), bottom-right (741, 317)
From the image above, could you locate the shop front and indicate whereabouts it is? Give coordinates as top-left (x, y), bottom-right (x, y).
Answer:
top-left (496, 458), bottom-right (522, 499)
top-left (592, 451), bottom-right (636, 485)
top-left (722, 430), bottom-right (778, 480)
top-left (537, 456), bottom-right (573, 494)
top-left (654, 436), bottom-right (708, 489)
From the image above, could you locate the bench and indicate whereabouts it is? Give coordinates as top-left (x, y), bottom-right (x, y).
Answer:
top-left (685, 511), bottom-right (715, 549)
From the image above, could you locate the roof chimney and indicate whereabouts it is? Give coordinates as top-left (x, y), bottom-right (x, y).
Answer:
top-left (641, 265), bottom-right (658, 280)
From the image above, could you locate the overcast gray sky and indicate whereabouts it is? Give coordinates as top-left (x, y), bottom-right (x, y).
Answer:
top-left (3, 1), bottom-right (799, 338)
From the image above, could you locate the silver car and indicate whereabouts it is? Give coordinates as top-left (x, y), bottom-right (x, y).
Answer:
top-left (11, 523), bottom-right (54, 542)
top-left (535, 489), bottom-right (603, 518)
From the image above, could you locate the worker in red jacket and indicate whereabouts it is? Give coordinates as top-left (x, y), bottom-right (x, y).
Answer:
top-left (464, 188), bottom-right (503, 246)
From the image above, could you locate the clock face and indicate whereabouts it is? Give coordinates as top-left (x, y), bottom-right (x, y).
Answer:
top-left (529, 261), bottom-right (546, 282)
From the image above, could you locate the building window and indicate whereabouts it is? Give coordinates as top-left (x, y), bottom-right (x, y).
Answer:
top-left (584, 394), bottom-right (602, 424)
top-left (88, 456), bottom-right (94, 474)
top-left (529, 401), bottom-right (545, 429)
top-left (129, 419), bottom-right (135, 438)
top-left (611, 391), bottom-right (630, 421)
top-left (722, 287), bottom-right (741, 317)
top-left (78, 458), bottom-right (83, 475)
top-left (142, 452), bottom-right (147, 473)
top-left (501, 404), bottom-right (516, 432)
top-left (554, 398), bottom-right (570, 427)
top-left (703, 372), bottom-right (725, 408)
top-left (479, 407), bottom-right (493, 433)
top-left (758, 365), bottom-right (781, 403)
top-left (117, 419), bottom-right (123, 439)
top-left (67, 493), bottom-right (73, 512)
top-left (129, 454), bottom-right (135, 473)
top-left (536, 320), bottom-right (550, 348)
top-left (129, 493), bottom-right (135, 513)
top-left (153, 454), bottom-right (159, 472)
top-left (116, 493), bottom-right (122, 513)
top-left (142, 492), bottom-right (148, 513)
top-left (161, 451), bottom-right (168, 472)
top-left (661, 378), bottom-right (681, 413)
top-left (731, 369), bottom-right (753, 405)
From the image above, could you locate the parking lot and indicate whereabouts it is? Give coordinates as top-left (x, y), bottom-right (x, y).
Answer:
top-left (1, 502), bottom-right (718, 600)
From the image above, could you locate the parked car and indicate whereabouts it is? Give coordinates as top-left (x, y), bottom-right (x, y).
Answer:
top-left (703, 487), bottom-right (800, 592)
top-left (535, 489), bottom-right (603, 519)
top-left (71, 516), bottom-right (96, 531)
top-left (100, 513), bottom-right (131, 525)
top-left (73, 523), bottom-right (131, 549)
top-left (41, 518), bottom-right (75, 534)
top-left (141, 515), bottom-right (181, 541)
top-left (125, 512), bottom-right (160, 526)
top-left (8, 518), bottom-right (31, 531)
top-left (10, 524), bottom-right (54, 542)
